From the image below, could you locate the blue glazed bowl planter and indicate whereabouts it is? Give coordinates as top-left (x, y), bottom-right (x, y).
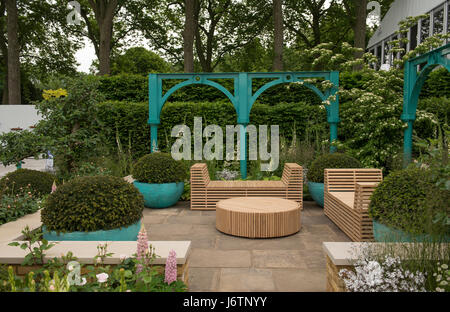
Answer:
top-left (373, 220), bottom-right (450, 243)
top-left (308, 182), bottom-right (324, 208)
top-left (42, 219), bottom-right (142, 241)
top-left (133, 181), bottom-right (184, 208)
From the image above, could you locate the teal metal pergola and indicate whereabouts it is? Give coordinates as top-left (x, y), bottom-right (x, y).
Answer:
top-left (402, 43), bottom-right (450, 166)
top-left (148, 72), bottom-right (340, 179)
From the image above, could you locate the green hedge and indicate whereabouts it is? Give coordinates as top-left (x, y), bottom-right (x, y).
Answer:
top-left (95, 71), bottom-right (449, 106)
top-left (96, 100), bottom-right (327, 158)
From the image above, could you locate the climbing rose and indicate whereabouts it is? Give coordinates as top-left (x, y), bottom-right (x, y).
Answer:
top-left (136, 226), bottom-right (149, 274)
top-left (164, 250), bottom-right (177, 285)
top-left (96, 273), bottom-right (109, 283)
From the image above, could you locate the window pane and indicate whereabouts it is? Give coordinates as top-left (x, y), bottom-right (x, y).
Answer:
top-left (421, 17), bottom-right (430, 42)
top-left (376, 45), bottom-right (382, 68)
top-left (448, 3), bottom-right (450, 33)
top-left (410, 24), bottom-right (418, 50)
top-left (433, 8), bottom-right (444, 34)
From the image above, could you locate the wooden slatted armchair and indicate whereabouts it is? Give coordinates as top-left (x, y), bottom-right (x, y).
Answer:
top-left (324, 169), bottom-right (383, 242)
top-left (190, 163), bottom-right (303, 210)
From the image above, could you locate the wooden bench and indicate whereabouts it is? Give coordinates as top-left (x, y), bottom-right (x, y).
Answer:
top-left (190, 163), bottom-right (303, 210)
top-left (324, 169), bottom-right (383, 242)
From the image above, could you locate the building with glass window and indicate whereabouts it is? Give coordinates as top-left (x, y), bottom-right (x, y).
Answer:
top-left (367, 0), bottom-right (449, 69)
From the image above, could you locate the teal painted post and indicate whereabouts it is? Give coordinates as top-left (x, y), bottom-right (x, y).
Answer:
top-left (16, 161), bottom-right (22, 169)
top-left (239, 124), bottom-right (247, 179)
top-left (148, 74), bottom-right (161, 153)
top-left (329, 123), bottom-right (338, 153)
top-left (150, 125), bottom-right (158, 152)
top-left (329, 71), bottom-right (340, 153)
top-left (237, 73), bottom-right (249, 179)
top-left (403, 121), bottom-right (413, 166)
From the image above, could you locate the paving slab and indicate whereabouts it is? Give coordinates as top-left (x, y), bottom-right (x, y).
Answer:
top-left (272, 268), bottom-right (326, 292)
top-left (189, 249), bottom-right (252, 268)
top-left (252, 250), bottom-right (308, 269)
top-left (218, 268), bottom-right (276, 292)
top-left (188, 268), bottom-right (220, 292)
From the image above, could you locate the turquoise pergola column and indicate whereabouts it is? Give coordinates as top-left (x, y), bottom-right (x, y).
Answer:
top-left (401, 43), bottom-right (450, 167)
top-left (148, 71), bottom-right (340, 179)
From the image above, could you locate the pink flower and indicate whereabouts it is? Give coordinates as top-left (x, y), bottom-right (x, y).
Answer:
top-left (51, 181), bottom-right (57, 193)
top-left (164, 250), bottom-right (177, 285)
top-left (96, 273), bottom-right (109, 283)
top-left (136, 226), bottom-right (148, 274)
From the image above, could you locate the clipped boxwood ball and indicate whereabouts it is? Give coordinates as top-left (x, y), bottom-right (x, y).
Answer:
top-left (0, 169), bottom-right (55, 196)
top-left (132, 153), bottom-right (187, 184)
top-left (369, 167), bottom-right (449, 235)
top-left (41, 175), bottom-right (144, 233)
top-left (307, 153), bottom-right (362, 183)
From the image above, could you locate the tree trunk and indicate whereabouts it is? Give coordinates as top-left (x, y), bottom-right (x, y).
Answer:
top-left (273, 0), bottom-right (283, 71)
top-left (183, 0), bottom-right (195, 73)
top-left (88, 0), bottom-right (118, 76)
top-left (353, 0), bottom-right (367, 70)
top-left (6, 0), bottom-right (20, 104)
top-left (98, 17), bottom-right (113, 75)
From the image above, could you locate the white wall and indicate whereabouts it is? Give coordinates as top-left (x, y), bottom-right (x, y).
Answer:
top-left (0, 105), bottom-right (42, 134)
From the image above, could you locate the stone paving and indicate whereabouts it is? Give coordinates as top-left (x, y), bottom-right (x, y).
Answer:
top-left (0, 158), bottom-right (47, 178)
top-left (143, 201), bottom-right (351, 292)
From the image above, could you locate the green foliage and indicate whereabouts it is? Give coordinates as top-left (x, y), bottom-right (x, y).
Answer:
top-left (111, 47), bottom-right (171, 76)
top-left (0, 169), bottom-right (55, 197)
top-left (41, 176), bottom-right (144, 233)
top-left (421, 68), bottom-right (450, 99)
top-left (98, 74), bottom-right (149, 102)
top-left (132, 153), bottom-right (187, 184)
top-left (307, 153), bottom-right (362, 183)
top-left (369, 167), bottom-right (450, 236)
top-left (97, 100), bottom-right (327, 158)
top-left (0, 187), bottom-right (41, 226)
top-left (34, 75), bottom-right (108, 177)
top-left (0, 130), bottom-right (45, 167)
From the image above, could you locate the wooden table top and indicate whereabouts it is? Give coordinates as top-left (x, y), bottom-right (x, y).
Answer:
top-left (216, 197), bottom-right (300, 213)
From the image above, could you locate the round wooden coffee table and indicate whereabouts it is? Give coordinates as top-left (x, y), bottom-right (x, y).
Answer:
top-left (216, 197), bottom-right (301, 238)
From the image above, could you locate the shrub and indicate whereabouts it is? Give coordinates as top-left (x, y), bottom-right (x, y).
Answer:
top-left (41, 176), bottom-right (144, 232)
top-left (369, 167), bottom-right (449, 236)
top-left (0, 186), bottom-right (42, 226)
top-left (0, 169), bottom-right (55, 196)
top-left (132, 153), bottom-right (187, 184)
top-left (307, 153), bottom-right (362, 183)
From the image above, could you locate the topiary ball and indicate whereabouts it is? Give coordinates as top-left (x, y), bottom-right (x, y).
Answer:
top-left (307, 153), bottom-right (362, 183)
top-left (0, 169), bottom-right (55, 196)
top-left (41, 175), bottom-right (144, 233)
top-left (132, 153), bottom-right (187, 184)
top-left (369, 167), bottom-right (449, 235)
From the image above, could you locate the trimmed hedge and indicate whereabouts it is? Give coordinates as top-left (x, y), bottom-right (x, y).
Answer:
top-left (96, 100), bottom-right (327, 159)
top-left (41, 176), bottom-right (144, 232)
top-left (369, 167), bottom-right (450, 235)
top-left (307, 153), bottom-right (362, 183)
top-left (0, 169), bottom-right (55, 196)
top-left (132, 153), bottom-right (187, 184)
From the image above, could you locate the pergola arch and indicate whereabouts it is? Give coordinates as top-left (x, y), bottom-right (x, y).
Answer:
top-left (149, 71), bottom-right (340, 178)
top-left (401, 43), bottom-right (450, 166)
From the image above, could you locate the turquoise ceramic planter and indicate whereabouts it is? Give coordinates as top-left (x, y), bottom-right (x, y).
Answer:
top-left (308, 182), bottom-right (324, 207)
top-left (373, 220), bottom-right (450, 243)
top-left (42, 219), bottom-right (141, 241)
top-left (133, 181), bottom-right (184, 208)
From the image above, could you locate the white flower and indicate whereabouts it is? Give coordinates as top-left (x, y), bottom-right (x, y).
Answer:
top-left (119, 254), bottom-right (128, 262)
top-left (80, 277), bottom-right (87, 286)
top-left (96, 273), bottom-right (109, 283)
top-left (68, 265), bottom-right (74, 271)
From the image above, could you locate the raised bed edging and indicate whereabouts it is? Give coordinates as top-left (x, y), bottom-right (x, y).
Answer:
top-left (323, 242), bottom-right (449, 292)
top-left (0, 211), bottom-right (191, 285)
